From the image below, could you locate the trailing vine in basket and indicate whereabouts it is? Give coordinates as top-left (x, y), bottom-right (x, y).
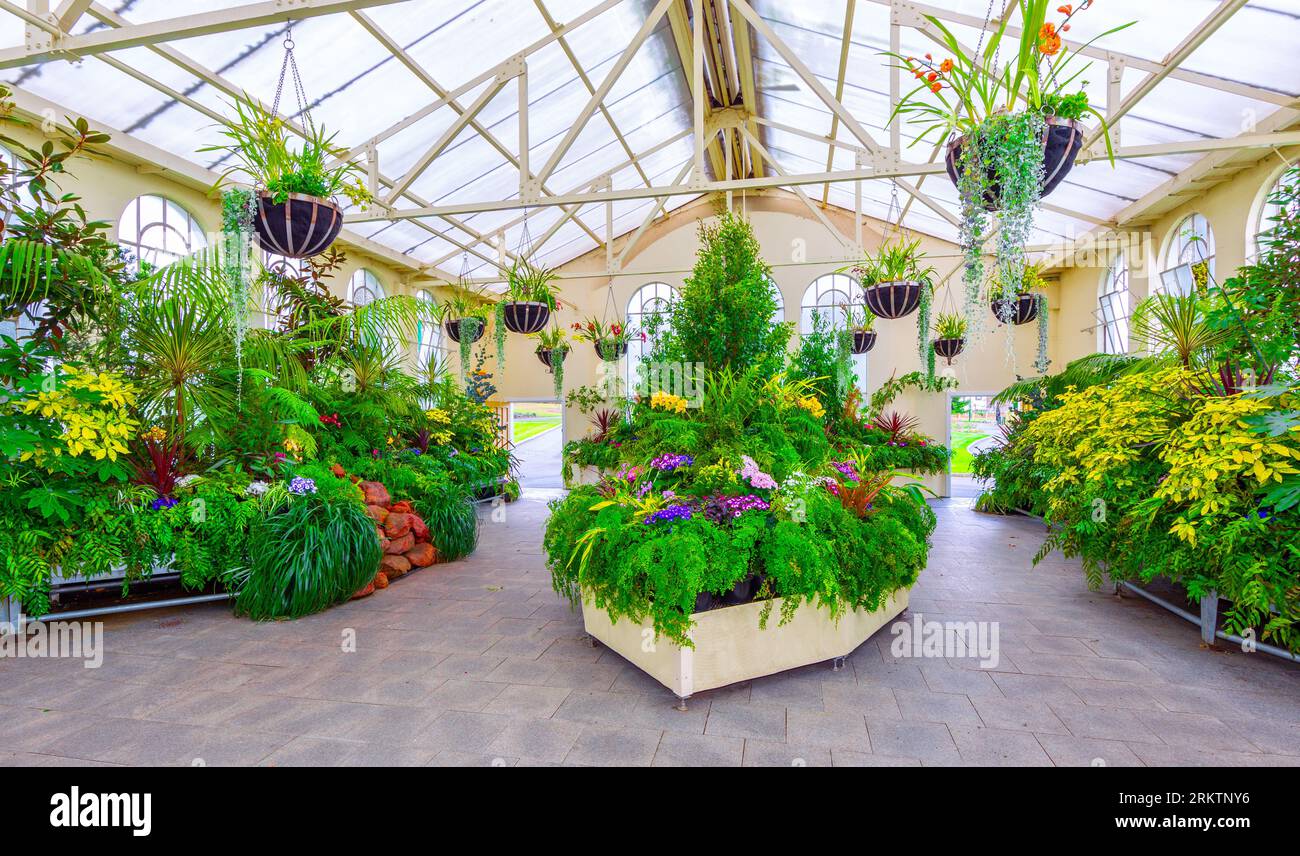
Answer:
top-left (887, 1), bottom-right (1133, 329)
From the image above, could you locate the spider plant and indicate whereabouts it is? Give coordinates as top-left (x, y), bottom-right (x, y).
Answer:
top-left (840, 301), bottom-right (876, 332)
top-left (934, 312), bottom-right (968, 340)
top-left (504, 258), bottom-right (561, 309)
top-left (849, 238), bottom-right (936, 286)
top-left (200, 92), bottom-right (372, 207)
top-left (533, 325), bottom-right (571, 352)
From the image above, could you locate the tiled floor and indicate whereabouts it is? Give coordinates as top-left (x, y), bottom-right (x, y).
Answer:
top-left (2, 495), bottom-right (1297, 766)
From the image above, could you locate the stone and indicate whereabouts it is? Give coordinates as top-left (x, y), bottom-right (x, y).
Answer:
top-left (385, 533), bottom-right (415, 556)
top-left (352, 582), bottom-right (375, 599)
top-left (365, 504), bottom-right (389, 524)
top-left (409, 514), bottom-right (430, 542)
top-left (390, 500), bottom-right (413, 514)
top-left (405, 542), bottom-right (435, 568)
top-left (360, 481), bottom-right (391, 508)
top-left (373, 571), bottom-right (389, 590)
top-left (384, 512), bottom-right (413, 538)
top-left (381, 554), bottom-right (411, 577)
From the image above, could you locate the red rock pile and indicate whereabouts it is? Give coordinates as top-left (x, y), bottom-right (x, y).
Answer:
top-left (348, 476), bottom-right (440, 599)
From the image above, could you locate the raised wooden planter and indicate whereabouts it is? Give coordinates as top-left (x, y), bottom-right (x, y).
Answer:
top-left (583, 588), bottom-right (909, 708)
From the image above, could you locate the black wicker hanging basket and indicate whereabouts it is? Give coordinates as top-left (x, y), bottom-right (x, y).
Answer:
top-left (932, 337), bottom-right (966, 365)
top-left (254, 192), bottom-right (344, 259)
top-left (444, 318), bottom-right (485, 344)
top-left (595, 340), bottom-right (628, 362)
top-left (990, 292), bottom-right (1042, 326)
top-left (945, 117), bottom-right (1083, 211)
top-left (502, 301), bottom-right (551, 334)
top-left (535, 347), bottom-right (568, 372)
top-left (851, 330), bottom-right (878, 354)
top-left (863, 280), bottom-right (923, 319)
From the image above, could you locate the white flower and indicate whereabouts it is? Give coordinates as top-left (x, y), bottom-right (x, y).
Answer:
top-left (245, 480), bottom-right (270, 497)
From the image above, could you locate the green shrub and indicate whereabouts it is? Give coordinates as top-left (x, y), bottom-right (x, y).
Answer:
top-left (232, 474), bottom-right (380, 621)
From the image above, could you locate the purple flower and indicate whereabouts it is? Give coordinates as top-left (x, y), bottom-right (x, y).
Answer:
top-left (831, 460), bottom-right (860, 481)
top-left (644, 504), bottom-right (693, 525)
top-left (150, 496), bottom-right (178, 511)
top-left (650, 453), bottom-right (694, 472)
top-left (288, 476), bottom-right (318, 496)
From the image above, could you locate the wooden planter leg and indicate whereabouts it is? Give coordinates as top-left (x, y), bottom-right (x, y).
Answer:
top-left (831, 656), bottom-right (847, 672)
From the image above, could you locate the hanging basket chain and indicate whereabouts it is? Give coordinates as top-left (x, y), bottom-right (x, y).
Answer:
top-left (271, 26), bottom-right (316, 139)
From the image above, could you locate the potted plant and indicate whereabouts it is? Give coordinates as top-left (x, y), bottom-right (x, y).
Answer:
top-left (202, 93), bottom-right (372, 259)
top-left (442, 291), bottom-right (489, 344)
top-left (571, 316), bottom-right (640, 362)
top-left (499, 259), bottom-right (560, 334)
top-left (932, 312), bottom-right (968, 364)
top-left (533, 326), bottom-right (570, 400)
top-left (989, 263), bottom-right (1047, 326)
top-left (849, 238), bottom-right (936, 320)
top-left (887, 1), bottom-right (1132, 309)
top-left (840, 301), bottom-right (878, 354)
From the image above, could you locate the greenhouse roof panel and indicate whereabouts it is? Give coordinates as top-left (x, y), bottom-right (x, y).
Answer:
top-left (0, 0), bottom-right (1293, 273)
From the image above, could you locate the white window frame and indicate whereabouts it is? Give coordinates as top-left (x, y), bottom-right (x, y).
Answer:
top-left (625, 281), bottom-right (679, 392)
top-left (119, 194), bottom-right (206, 271)
top-left (801, 273), bottom-right (867, 392)
top-left (1098, 253), bottom-right (1130, 355)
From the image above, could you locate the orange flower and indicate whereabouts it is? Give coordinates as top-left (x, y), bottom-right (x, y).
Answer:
top-left (1062, 23), bottom-right (1071, 31)
top-left (930, 82), bottom-right (942, 93)
top-left (927, 72), bottom-right (938, 82)
top-left (1039, 34), bottom-right (1062, 56)
top-left (939, 58), bottom-right (954, 73)
top-left (1039, 22), bottom-right (1057, 39)
top-left (1058, 4), bottom-right (1072, 13)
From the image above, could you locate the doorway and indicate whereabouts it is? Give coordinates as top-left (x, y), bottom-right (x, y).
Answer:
top-left (509, 400), bottom-right (565, 490)
top-left (947, 393), bottom-right (1001, 500)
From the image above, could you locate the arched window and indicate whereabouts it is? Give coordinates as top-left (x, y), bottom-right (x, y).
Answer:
top-left (262, 254), bottom-right (305, 331)
top-left (415, 288), bottom-right (442, 376)
top-left (801, 273), bottom-right (867, 390)
top-left (1098, 253), bottom-right (1130, 355)
top-left (119, 195), bottom-right (206, 270)
top-left (349, 268), bottom-right (385, 308)
top-left (1161, 213), bottom-right (1215, 294)
top-left (769, 277), bottom-right (786, 326)
top-left (1253, 163), bottom-right (1298, 258)
top-left (626, 281), bottom-right (679, 391)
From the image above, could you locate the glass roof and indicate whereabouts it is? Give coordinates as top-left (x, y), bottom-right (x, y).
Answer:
top-left (2, 0), bottom-right (1296, 275)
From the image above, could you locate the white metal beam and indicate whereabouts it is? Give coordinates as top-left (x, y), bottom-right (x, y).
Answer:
top-left (1083, 0), bottom-right (1250, 151)
top-left (0, 0), bottom-right (407, 67)
top-left (534, 0), bottom-right (674, 187)
top-left (52, 0), bottom-right (91, 31)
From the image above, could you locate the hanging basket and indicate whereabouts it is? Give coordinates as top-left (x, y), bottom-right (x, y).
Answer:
top-left (945, 118), bottom-right (1083, 211)
top-left (253, 192), bottom-right (343, 259)
top-left (932, 337), bottom-right (966, 365)
top-left (444, 318), bottom-right (485, 344)
top-left (863, 280), bottom-right (923, 319)
top-left (851, 330), bottom-right (878, 354)
top-left (990, 293), bottom-right (1041, 326)
top-left (595, 340), bottom-right (628, 362)
top-left (502, 301), bottom-right (551, 334)
top-left (535, 347), bottom-right (568, 372)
